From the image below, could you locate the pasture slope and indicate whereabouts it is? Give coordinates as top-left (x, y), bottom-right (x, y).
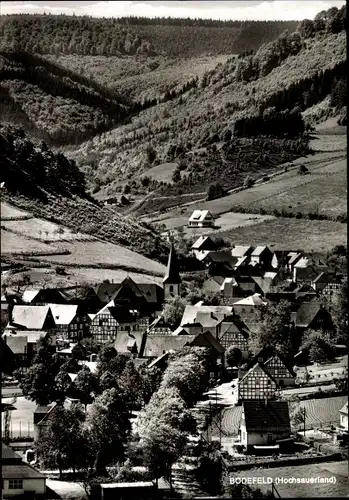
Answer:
top-left (1, 201), bottom-right (166, 284)
top-left (146, 122), bottom-right (347, 253)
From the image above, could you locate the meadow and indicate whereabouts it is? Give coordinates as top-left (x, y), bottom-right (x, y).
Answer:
top-left (214, 218), bottom-right (347, 253)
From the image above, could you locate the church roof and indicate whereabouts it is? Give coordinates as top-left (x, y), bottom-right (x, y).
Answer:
top-left (163, 244), bottom-right (181, 285)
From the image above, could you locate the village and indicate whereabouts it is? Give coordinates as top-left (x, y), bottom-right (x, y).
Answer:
top-left (1, 218), bottom-right (348, 499)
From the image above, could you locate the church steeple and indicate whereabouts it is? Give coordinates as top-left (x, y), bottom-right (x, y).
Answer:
top-left (163, 243), bottom-right (181, 299)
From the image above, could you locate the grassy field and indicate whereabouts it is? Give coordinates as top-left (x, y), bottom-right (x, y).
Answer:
top-left (147, 144), bottom-right (346, 223)
top-left (213, 217), bottom-right (346, 253)
top-left (37, 240), bottom-right (165, 276)
top-left (1, 202), bottom-right (166, 278)
top-left (1, 229), bottom-right (61, 254)
top-left (232, 461), bottom-right (348, 498)
top-left (141, 162), bottom-right (179, 183)
top-left (1, 202), bottom-right (30, 218)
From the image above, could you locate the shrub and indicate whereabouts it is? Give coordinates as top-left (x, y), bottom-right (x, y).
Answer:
top-left (298, 164), bottom-right (309, 175)
top-left (243, 176), bottom-right (254, 188)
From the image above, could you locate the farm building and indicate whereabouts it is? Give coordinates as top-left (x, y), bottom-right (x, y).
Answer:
top-left (188, 210), bottom-right (215, 228)
top-left (8, 305), bottom-right (56, 333)
top-left (290, 301), bottom-right (335, 336)
top-left (238, 363), bottom-right (278, 402)
top-left (1, 442), bottom-right (46, 498)
top-left (89, 300), bottom-right (148, 345)
top-left (250, 246), bottom-right (274, 268)
top-left (49, 304), bottom-right (91, 341)
top-left (22, 288), bottom-right (67, 305)
top-left (311, 272), bottom-right (342, 296)
top-left (245, 346), bottom-right (296, 388)
top-left (191, 236), bottom-right (217, 257)
top-left (2, 330), bottom-right (54, 365)
top-left (231, 245), bottom-right (254, 258)
top-left (239, 400), bottom-right (291, 452)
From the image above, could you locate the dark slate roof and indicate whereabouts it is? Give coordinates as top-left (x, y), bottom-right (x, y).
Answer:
top-left (1, 442), bottom-right (22, 462)
top-left (292, 301), bottom-right (327, 328)
top-left (142, 334), bottom-right (195, 357)
top-left (2, 464), bottom-right (46, 479)
top-left (192, 331), bottom-right (225, 354)
top-left (163, 244), bottom-right (181, 285)
top-left (242, 400), bottom-right (290, 432)
top-left (191, 236), bottom-right (216, 250)
top-left (246, 346), bottom-right (295, 376)
top-left (205, 252), bottom-right (237, 266)
top-left (137, 284), bottom-right (164, 305)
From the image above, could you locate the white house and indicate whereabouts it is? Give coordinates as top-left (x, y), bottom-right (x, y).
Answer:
top-left (339, 402), bottom-right (348, 431)
top-left (239, 400), bottom-right (291, 451)
top-left (188, 210), bottom-right (215, 228)
top-left (2, 442), bottom-right (46, 498)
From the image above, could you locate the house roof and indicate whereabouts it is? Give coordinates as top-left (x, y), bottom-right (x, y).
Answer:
top-left (191, 236), bottom-right (216, 250)
top-left (242, 400), bottom-right (290, 432)
top-left (114, 331), bottom-right (146, 355)
top-left (148, 352), bottom-right (170, 369)
top-left (219, 316), bottom-right (250, 339)
top-left (292, 301), bottom-right (327, 328)
top-left (339, 402), bottom-right (348, 415)
top-left (246, 346), bottom-right (295, 376)
top-left (239, 362), bottom-right (278, 386)
top-left (231, 246), bottom-right (254, 257)
top-left (1, 442), bottom-right (22, 461)
top-left (192, 330), bottom-right (225, 354)
top-left (189, 210), bottom-right (213, 222)
top-left (205, 252), bottom-right (236, 265)
top-left (2, 464), bottom-right (46, 479)
top-left (22, 290), bottom-right (40, 303)
top-left (142, 334), bottom-right (195, 357)
top-left (251, 246), bottom-right (270, 256)
top-left (195, 311), bottom-right (225, 328)
top-left (234, 256), bottom-right (249, 268)
top-left (288, 252), bottom-right (303, 266)
top-left (11, 305), bottom-right (51, 330)
top-left (180, 305), bottom-right (233, 326)
top-left (163, 243), bottom-right (181, 285)
top-left (294, 257), bottom-right (309, 268)
top-left (137, 283), bottom-right (164, 305)
top-left (233, 293), bottom-right (267, 307)
top-left (34, 405), bottom-right (54, 415)
top-left (49, 304), bottom-right (78, 325)
top-left (3, 335), bottom-right (28, 354)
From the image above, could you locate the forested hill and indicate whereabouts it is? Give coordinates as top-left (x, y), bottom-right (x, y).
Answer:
top-left (0, 50), bottom-right (132, 145)
top-left (0, 14), bottom-right (299, 57)
top-left (0, 124), bottom-right (168, 262)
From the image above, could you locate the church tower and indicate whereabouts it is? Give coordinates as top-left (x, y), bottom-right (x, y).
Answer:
top-left (163, 243), bottom-right (181, 300)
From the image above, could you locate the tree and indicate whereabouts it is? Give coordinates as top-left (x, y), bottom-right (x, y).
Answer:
top-left (162, 296), bottom-right (187, 327)
top-left (37, 402), bottom-right (88, 479)
top-left (145, 145), bottom-right (156, 164)
top-left (226, 346), bottom-right (242, 367)
top-left (194, 440), bottom-right (223, 495)
top-left (118, 360), bottom-right (145, 408)
top-left (137, 386), bottom-right (196, 484)
top-left (85, 388), bottom-right (131, 475)
top-left (74, 366), bottom-right (99, 410)
top-left (297, 164), bottom-right (308, 175)
top-left (55, 369), bottom-right (72, 403)
top-left (162, 347), bottom-right (211, 406)
top-left (248, 301), bottom-right (295, 358)
top-left (301, 330), bottom-right (336, 364)
top-left (206, 182), bottom-right (226, 201)
top-left (243, 175), bottom-right (254, 188)
top-left (331, 278), bottom-right (348, 345)
top-left (334, 368), bottom-right (348, 392)
top-left (15, 338), bottom-right (63, 405)
top-left (96, 346), bottom-right (128, 377)
top-left (172, 168), bottom-right (181, 183)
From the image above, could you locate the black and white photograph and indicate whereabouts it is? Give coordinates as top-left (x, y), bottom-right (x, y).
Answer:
top-left (0, 1), bottom-right (347, 498)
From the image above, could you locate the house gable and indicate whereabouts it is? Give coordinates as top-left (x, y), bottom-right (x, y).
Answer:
top-left (238, 363), bottom-right (277, 401)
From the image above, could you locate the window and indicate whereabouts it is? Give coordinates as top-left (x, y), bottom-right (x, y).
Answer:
top-left (9, 480), bottom-right (23, 490)
top-left (169, 285), bottom-right (174, 293)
